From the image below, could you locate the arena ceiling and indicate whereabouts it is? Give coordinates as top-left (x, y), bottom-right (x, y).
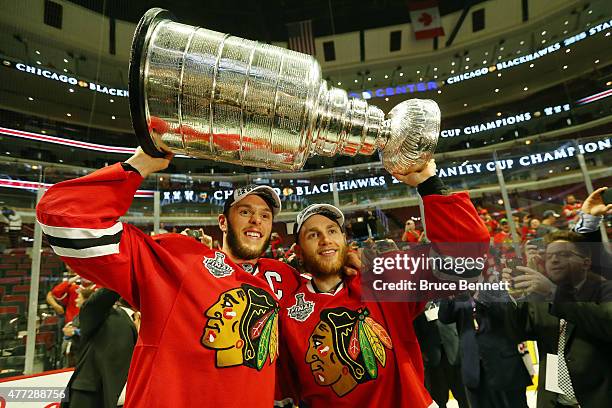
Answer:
top-left (65, 0), bottom-right (489, 41)
top-left (0, 0), bottom-right (610, 137)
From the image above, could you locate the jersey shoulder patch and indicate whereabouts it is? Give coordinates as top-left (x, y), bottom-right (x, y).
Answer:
top-left (203, 251), bottom-right (234, 278)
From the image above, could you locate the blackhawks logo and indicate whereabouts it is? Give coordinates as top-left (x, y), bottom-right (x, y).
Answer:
top-left (202, 284), bottom-right (279, 370)
top-left (287, 293), bottom-right (315, 322)
top-left (306, 307), bottom-right (392, 397)
top-left (203, 251), bottom-right (234, 278)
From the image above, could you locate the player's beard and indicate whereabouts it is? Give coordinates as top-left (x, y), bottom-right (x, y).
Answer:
top-left (302, 244), bottom-right (348, 278)
top-left (226, 219), bottom-right (271, 261)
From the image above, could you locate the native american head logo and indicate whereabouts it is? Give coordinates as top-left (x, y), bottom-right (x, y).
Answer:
top-left (305, 307), bottom-right (392, 397)
top-left (202, 284), bottom-right (279, 370)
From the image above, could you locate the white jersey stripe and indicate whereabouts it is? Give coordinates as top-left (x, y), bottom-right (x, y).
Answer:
top-left (40, 221), bottom-right (123, 239)
top-left (50, 243), bottom-right (120, 258)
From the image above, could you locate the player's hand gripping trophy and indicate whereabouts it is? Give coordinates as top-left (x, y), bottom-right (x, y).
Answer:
top-left (129, 9), bottom-right (440, 174)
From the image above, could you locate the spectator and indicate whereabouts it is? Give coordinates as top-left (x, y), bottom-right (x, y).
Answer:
top-left (573, 186), bottom-right (612, 279)
top-left (536, 210), bottom-right (560, 237)
top-left (269, 232), bottom-right (283, 258)
top-left (46, 268), bottom-right (96, 324)
top-left (402, 219), bottom-right (422, 243)
top-left (366, 209), bottom-right (378, 238)
top-left (61, 288), bottom-right (139, 408)
top-left (414, 307), bottom-right (469, 408)
top-left (562, 194), bottom-right (582, 227)
top-left (439, 293), bottom-right (532, 408)
top-left (479, 210), bottom-right (498, 237)
top-left (61, 286), bottom-right (95, 368)
top-left (521, 217), bottom-right (540, 242)
top-left (503, 230), bottom-right (612, 407)
top-left (1, 207), bottom-right (22, 248)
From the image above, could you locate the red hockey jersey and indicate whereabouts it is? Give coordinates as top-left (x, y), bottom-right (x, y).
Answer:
top-left (36, 163), bottom-right (297, 408)
top-left (276, 190), bottom-right (488, 407)
top-left (277, 275), bottom-right (434, 407)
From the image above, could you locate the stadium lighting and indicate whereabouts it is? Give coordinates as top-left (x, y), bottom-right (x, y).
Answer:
top-left (500, 46), bottom-right (504, 51)
top-left (383, 75), bottom-right (388, 79)
top-left (66, 113), bottom-right (72, 117)
top-left (63, 58), bottom-right (68, 63)
top-left (494, 88), bottom-right (499, 93)
top-left (606, 81), bottom-right (612, 86)
top-left (594, 59), bottom-right (600, 64)
top-left (384, 97), bottom-right (389, 101)
top-left (482, 60), bottom-right (487, 64)
top-left (566, 48), bottom-right (571, 53)
top-left (525, 140), bottom-right (532, 145)
top-left (541, 30), bottom-right (546, 35)
top-left (523, 86), bottom-right (529, 91)
top-left (451, 70), bottom-right (455, 74)
top-left (434, 67), bottom-right (437, 71)
top-left (541, 39), bottom-right (546, 44)
top-left (437, 90), bottom-right (442, 94)
top-left (519, 40), bottom-right (525, 45)
top-left (27, 97), bottom-right (33, 101)
top-left (564, 20), bottom-right (568, 25)
top-left (110, 99), bottom-right (114, 103)
top-left (416, 70), bottom-right (420, 74)
top-left (463, 103), bottom-right (468, 107)
top-left (354, 79), bottom-right (358, 83)
top-left (588, 10), bottom-right (592, 14)
top-left (529, 63), bottom-right (534, 68)
top-left (399, 72), bottom-right (404, 76)
top-left (69, 88), bottom-right (74, 93)
top-left (112, 115), bottom-right (116, 120)
top-left (465, 65), bottom-right (469, 69)
top-left (367, 77), bottom-right (371, 81)
top-left (465, 57), bottom-right (470, 61)
top-left (451, 61), bottom-right (455, 66)
top-left (35, 50), bottom-right (40, 55)
top-left (497, 73), bottom-right (502, 77)
top-left (563, 65), bottom-right (568, 69)
top-left (36, 61), bottom-right (41, 65)
top-left (496, 112), bottom-right (501, 116)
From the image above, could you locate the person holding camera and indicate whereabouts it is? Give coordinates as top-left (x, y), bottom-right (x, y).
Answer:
top-left (501, 227), bottom-right (612, 408)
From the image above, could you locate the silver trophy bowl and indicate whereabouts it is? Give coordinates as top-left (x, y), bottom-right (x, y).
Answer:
top-left (129, 8), bottom-right (440, 172)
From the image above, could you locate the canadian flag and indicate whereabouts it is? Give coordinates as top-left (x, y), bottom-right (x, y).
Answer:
top-left (409, 0), bottom-right (445, 40)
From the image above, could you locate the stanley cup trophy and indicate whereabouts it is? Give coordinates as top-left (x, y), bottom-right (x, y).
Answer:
top-left (129, 8), bottom-right (440, 173)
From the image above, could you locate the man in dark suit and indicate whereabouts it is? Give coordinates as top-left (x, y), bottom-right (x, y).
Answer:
top-left (414, 307), bottom-right (469, 408)
top-left (503, 229), bottom-right (612, 408)
top-left (439, 292), bottom-right (532, 408)
top-left (61, 288), bottom-right (139, 408)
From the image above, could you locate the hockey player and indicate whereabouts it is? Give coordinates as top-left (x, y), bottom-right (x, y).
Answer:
top-left (36, 147), bottom-right (299, 407)
top-left (276, 161), bottom-right (490, 407)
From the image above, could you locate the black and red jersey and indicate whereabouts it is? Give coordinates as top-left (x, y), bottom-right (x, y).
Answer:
top-left (277, 275), bottom-right (434, 407)
top-left (36, 163), bottom-right (298, 408)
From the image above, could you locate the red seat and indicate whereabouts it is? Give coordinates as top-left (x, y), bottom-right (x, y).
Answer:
top-left (12, 285), bottom-right (30, 293)
top-left (2, 294), bottom-right (28, 303)
top-left (0, 305), bottom-right (18, 315)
